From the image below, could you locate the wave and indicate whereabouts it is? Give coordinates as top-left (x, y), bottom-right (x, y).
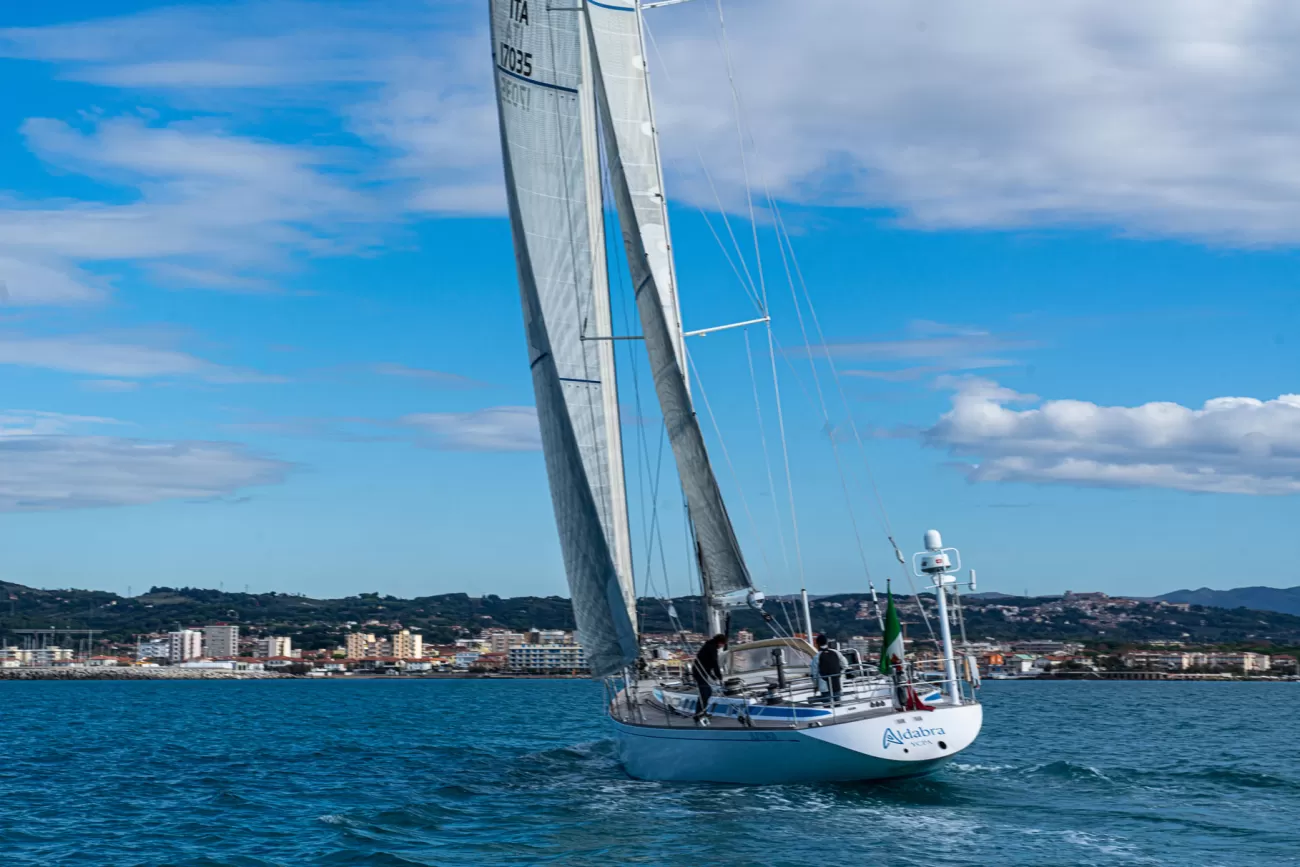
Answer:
top-left (1175, 768), bottom-right (1299, 792)
top-left (1027, 760), bottom-right (1113, 782)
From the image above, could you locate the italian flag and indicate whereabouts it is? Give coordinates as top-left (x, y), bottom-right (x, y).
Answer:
top-left (878, 585), bottom-right (905, 674)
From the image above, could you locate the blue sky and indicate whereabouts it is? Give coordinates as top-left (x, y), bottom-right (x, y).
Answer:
top-left (2, 0), bottom-right (1299, 600)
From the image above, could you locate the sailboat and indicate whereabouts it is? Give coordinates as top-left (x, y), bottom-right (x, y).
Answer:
top-left (489, 0), bottom-right (983, 784)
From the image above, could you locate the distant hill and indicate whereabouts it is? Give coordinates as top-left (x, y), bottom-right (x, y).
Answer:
top-left (1156, 586), bottom-right (1300, 617)
top-left (5, 579), bottom-right (1300, 651)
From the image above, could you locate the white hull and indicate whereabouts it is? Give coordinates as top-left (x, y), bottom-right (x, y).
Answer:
top-left (612, 702), bottom-right (983, 784)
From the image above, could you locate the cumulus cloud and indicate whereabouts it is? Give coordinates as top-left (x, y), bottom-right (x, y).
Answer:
top-left (0, 410), bottom-right (289, 510)
top-left (925, 378), bottom-right (1300, 495)
top-left (401, 406), bottom-right (541, 452)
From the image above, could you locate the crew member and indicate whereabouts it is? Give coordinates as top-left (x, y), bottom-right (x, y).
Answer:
top-left (809, 634), bottom-right (829, 694)
top-left (692, 633), bottom-right (727, 721)
top-left (817, 638), bottom-right (847, 702)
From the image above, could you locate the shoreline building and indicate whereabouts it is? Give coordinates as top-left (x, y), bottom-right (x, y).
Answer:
top-left (391, 630), bottom-right (423, 660)
top-left (203, 625), bottom-right (239, 659)
top-left (168, 630), bottom-right (203, 663)
top-left (488, 631), bottom-right (527, 654)
top-left (138, 638), bottom-right (170, 661)
top-left (257, 636), bottom-right (293, 658)
top-left (346, 633), bottom-right (375, 659)
top-left (507, 643), bottom-right (588, 674)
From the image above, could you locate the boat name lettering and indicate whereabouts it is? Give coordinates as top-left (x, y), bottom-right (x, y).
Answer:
top-left (881, 725), bottom-right (946, 750)
top-left (500, 43), bottom-right (533, 77)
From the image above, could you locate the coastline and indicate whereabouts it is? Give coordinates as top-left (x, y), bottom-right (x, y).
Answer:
top-left (0, 669), bottom-right (587, 681)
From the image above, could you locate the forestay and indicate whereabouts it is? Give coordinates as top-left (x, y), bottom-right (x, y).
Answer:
top-left (489, 0), bottom-right (637, 677)
top-left (586, 15), bottom-right (755, 601)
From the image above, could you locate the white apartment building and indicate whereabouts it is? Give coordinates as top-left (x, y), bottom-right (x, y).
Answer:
top-left (168, 630), bottom-right (203, 662)
top-left (203, 625), bottom-right (239, 658)
top-left (138, 639), bottom-right (170, 661)
top-left (0, 646), bottom-right (74, 666)
top-left (488, 631), bottom-right (527, 653)
top-left (1203, 652), bottom-right (1270, 672)
top-left (1124, 651), bottom-right (1271, 672)
top-left (529, 629), bottom-right (572, 646)
top-left (507, 644), bottom-right (588, 673)
top-left (1124, 651), bottom-right (1195, 670)
top-left (257, 636), bottom-right (293, 658)
top-left (391, 629), bottom-right (423, 659)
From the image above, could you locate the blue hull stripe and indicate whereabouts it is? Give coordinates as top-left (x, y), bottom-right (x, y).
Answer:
top-left (588, 0), bottom-right (636, 11)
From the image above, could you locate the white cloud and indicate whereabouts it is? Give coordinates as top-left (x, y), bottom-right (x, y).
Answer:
top-left (0, 410), bottom-right (288, 510)
top-left (824, 320), bottom-right (1036, 380)
top-left (5, 0), bottom-right (1300, 317)
top-left (0, 334), bottom-right (281, 383)
top-left (401, 406), bottom-right (541, 452)
top-left (0, 255), bottom-right (103, 305)
top-left (925, 378), bottom-right (1300, 495)
top-left (644, 0), bottom-right (1300, 245)
top-left (80, 379), bottom-right (141, 392)
top-left (370, 362), bottom-right (488, 389)
top-left (0, 3), bottom-right (490, 305)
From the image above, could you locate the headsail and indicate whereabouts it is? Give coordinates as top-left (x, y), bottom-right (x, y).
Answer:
top-left (585, 1), bottom-right (685, 372)
top-left (586, 14), bottom-right (755, 603)
top-left (490, 0), bottom-right (637, 677)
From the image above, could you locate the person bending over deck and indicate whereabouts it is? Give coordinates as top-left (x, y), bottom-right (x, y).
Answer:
top-left (692, 634), bottom-right (727, 722)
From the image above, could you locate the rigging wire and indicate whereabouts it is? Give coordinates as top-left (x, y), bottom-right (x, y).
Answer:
top-left (712, 0), bottom-right (767, 315)
top-left (685, 344), bottom-right (775, 581)
top-left (705, 0), bottom-right (938, 642)
top-left (743, 330), bottom-right (790, 578)
top-left (767, 203), bottom-right (937, 640)
top-left (644, 7), bottom-right (811, 601)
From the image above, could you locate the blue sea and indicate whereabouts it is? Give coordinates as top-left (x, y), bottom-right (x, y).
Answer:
top-left (1, 680), bottom-right (1296, 866)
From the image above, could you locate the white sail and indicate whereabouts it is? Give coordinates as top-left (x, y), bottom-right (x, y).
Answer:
top-left (586, 15), bottom-right (754, 602)
top-left (585, 0), bottom-right (685, 373)
top-left (490, 0), bottom-right (637, 677)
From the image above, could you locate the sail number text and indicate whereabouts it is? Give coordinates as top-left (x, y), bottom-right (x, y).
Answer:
top-left (508, 0), bottom-right (530, 24)
top-left (500, 42), bottom-right (533, 77)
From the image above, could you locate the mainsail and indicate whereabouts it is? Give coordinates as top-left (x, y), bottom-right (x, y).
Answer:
top-left (489, 0), bottom-right (637, 677)
top-left (586, 12), bottom-right (755, 602)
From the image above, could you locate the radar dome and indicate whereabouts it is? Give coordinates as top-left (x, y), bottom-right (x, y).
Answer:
top-left (924, 529), bottom-right (943, 551)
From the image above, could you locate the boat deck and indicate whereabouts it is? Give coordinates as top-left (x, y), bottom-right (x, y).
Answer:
top-left (611, 672), bottom-right (933, 732)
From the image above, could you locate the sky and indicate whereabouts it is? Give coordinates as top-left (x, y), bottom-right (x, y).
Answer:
top-left (1, 0), bottom-right (1299, 600)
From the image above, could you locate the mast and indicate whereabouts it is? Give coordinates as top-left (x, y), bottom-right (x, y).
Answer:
top-left (585, 5), bottom-right (759, 631)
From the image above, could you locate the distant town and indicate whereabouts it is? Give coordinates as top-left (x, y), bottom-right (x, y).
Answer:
top-left (2, 583), bottom-right (1297, 680)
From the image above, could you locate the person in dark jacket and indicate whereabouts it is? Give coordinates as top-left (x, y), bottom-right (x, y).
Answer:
top-left (817, 638), bottom-right (847, 702)
top-left (692, 634), bottom-right (727, 721)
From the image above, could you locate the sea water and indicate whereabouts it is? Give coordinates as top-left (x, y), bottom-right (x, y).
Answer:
top-left (1, 679), bottom-right (1295, 866)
